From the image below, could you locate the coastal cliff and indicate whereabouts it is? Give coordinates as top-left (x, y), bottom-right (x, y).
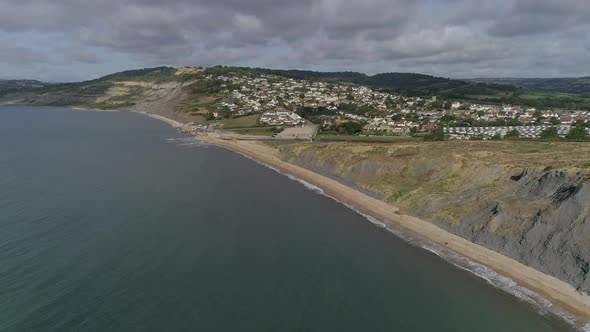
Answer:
top-left (277, 141), bottom-right (590, 292)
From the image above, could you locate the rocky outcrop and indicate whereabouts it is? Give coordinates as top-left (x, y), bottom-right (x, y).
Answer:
top-left (278, 142), bottom-right (590, 292)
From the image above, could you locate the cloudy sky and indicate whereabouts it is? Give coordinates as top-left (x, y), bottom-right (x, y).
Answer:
top-left (0, 0), bottom-right (589, 82)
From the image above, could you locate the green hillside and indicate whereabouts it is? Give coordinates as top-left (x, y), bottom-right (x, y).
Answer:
top-left (202, 66), bottom-right (590, 109)
top-left (4, 66), bottom-right (590, 110)
top-left (0, 79), bottom-right (47, 96)
top-left (469, 77), bottom-right (590, 97)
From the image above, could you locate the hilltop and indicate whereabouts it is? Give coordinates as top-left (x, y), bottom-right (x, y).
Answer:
top-left (0, 79), bottom-right (47, 95)
top-left (2, 66), bottom-right (590, 141)
top-left (3, 66), bottom-right (590, 111)
top-left (469, 77), bottom-right (590, 97)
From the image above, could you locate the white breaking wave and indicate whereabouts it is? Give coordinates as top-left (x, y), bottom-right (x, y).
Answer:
top-left (167, 137), bottom-right (211, 148)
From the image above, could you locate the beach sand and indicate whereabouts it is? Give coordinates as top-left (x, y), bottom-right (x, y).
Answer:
top-left (202, 137), bottom-right (590, 329)
top-left (68, 107), bottom-right (186, 128)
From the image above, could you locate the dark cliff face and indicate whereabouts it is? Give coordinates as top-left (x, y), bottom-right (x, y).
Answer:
top-left (431, 169), bottom-right (590, 292)
top-left (278, 143), bottom-right (590, 292)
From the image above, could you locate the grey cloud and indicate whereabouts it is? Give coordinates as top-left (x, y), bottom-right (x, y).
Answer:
top-left (488, 0), bottom-right (590, 37)
top-left (0, 41), bottom-right (47, 64)
top-left (60, 47), bottom-right (100, 64)
top-left (0, 0), bottom-right (588, 79)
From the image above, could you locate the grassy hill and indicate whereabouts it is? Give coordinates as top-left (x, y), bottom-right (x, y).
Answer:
top-left (4, 66), bottom-right (590, 111)
top-left (0, 79), bottom-right (47, 96)
top-left (206, 66), bottom-right (590, 109)
top-left (469, 77), bottom-right (590, 97)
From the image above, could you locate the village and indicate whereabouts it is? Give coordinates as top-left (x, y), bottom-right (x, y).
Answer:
top-left (197, 72), bottom-right (590, 140)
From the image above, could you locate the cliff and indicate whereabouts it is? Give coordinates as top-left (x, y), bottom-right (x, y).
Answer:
top-left (277, 141), bottom-right (590, 292)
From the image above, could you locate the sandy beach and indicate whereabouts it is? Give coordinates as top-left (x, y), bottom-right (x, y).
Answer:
top-left (201, 137), bottom-right (590, 329)
top-left (133, 111), bottom-right (185, 128)
top-left (109, 110), bottom-right (590, 329)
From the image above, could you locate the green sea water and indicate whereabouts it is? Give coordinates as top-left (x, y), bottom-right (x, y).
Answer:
top-left (0, 106), bottom-right (576, 331)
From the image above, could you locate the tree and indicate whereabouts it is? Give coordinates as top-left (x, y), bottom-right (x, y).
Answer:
top-left (440, 115), bottom-right (457, 123)
top-left (491, 134), bottom-right (503, 141)
top-left (505, 129), bottom-right (520, 140)
top-left (566, 126), bottom-right (589, 141)
top-left (430, 100), bottom-right (443, 109)
top-left (533, 110), bottom-right (545, 124)
top-left (385, 97), bottom-right (396, 107)
top-left (336, 121), bottom-right (363, 135)
top-left (549, 117), bottom-right (560, 125)
top-left (424, 126), bottom-right (445, 141)
top-left (507, 118), bottom-right (523, 126)
top-left (391, 113), bottom-right (403, 121)
top-left (540, 127), bottom-right (560, 140)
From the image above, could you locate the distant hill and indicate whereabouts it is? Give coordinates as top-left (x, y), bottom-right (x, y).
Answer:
top-left (4, 66), bottom-right (590, 110)
top-left (0, 79), bottom-right (47, 96)
top-left (89, 66), bottom-right (177, 83)
top-left (249, 68), bottom-right (464, 94)
top-left (230, 67), bottom-right (590, 109)
top-left (468, 77), bottom-right (590, 97)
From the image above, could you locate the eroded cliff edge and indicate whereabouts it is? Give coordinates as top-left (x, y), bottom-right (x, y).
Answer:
top-left (277, 141), bottom-right (590, 292)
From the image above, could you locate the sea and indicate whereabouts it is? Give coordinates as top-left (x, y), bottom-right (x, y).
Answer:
top-left (0, 105), bottom-right (577, 331)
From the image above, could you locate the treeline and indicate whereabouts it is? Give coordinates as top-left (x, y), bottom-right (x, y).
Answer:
top-left (295, 106), bottom-right (364, 135)
top-left (470, 77), bottom-right (590, 97)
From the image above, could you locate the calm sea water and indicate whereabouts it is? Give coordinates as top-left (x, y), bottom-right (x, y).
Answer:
top-left (0, 106), bottom-right (575, 332)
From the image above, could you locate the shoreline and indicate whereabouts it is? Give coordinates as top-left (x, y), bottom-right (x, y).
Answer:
top-left (132, 111), bottom-right (185, 128)
top-left (201, 137), bottom-right (590, 330)
top-left (69, 107), bottom-right (186, 128)
top-left (86, 108), bottom-right (590, 329)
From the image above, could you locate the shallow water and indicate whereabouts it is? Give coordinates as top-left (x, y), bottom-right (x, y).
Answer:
top-left (0, 106), bottom-right (576, 331)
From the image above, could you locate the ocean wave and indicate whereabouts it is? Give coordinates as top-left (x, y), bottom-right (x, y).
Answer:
top-left (229, 147), bottom-right (584, 330)
top-left (167, 137), bottom-right (211, 148)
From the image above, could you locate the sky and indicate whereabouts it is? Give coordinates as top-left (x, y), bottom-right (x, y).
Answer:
top-left (0, 0), bottom-right (589, 82)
